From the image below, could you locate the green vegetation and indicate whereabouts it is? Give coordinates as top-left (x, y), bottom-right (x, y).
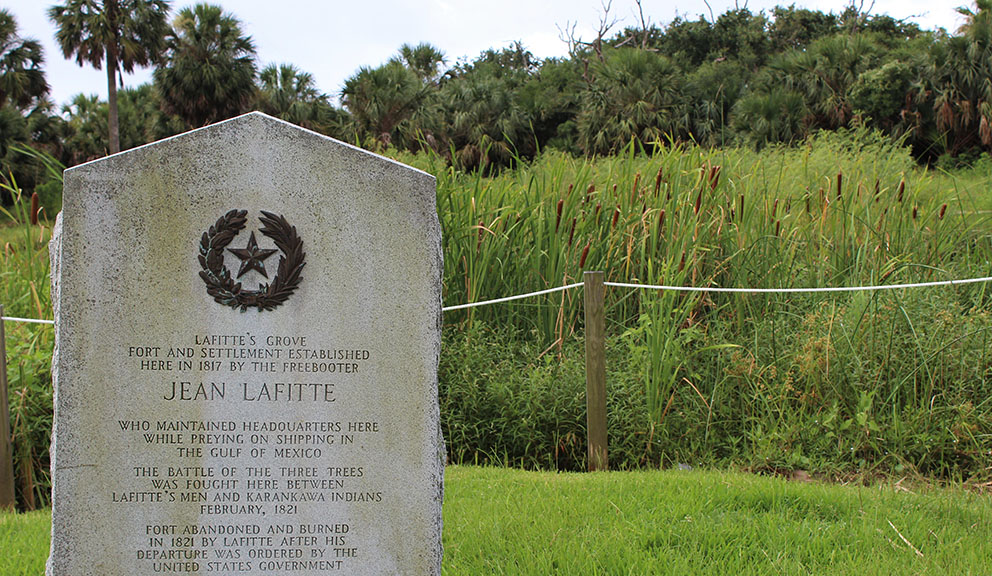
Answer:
top-left (0, 508), bottom-right (50, 576)
top-left (431, 129), bottom-right (992, 479)
top-left (3, 467), bottom-right (991, 575)
top-left (3, 1), bottom-right (992, 511)
top-left (7, 2), bottom-right (992, 179)
top-left (442, 467), bottom-right (992, 575)
top-left (48, 0), bottom-right (171, 155)
top-left (3, 130), bottom-right (992, 511)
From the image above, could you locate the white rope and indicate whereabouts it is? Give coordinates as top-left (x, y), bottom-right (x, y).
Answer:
top-left (6, 276), bottom-right (990, 320)
top-left (605, 275), bottom-right (992, 294)
top-left (1, 316), bottom-right (54, 325)
top-left (442, 282), bottom-right (584, 312)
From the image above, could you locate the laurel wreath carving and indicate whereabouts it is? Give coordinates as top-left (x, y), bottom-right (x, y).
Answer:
top-left (198, 209), bottom-right (306, 311)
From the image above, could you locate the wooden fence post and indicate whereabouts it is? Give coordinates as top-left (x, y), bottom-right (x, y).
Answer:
top-left (583, 271), bottom-right (608, 471)
top-left (0, 306), bottom-right (16, 509)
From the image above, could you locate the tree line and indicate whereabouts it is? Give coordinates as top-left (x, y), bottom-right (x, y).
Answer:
top-left (2, 0), bottom-right (992, 193)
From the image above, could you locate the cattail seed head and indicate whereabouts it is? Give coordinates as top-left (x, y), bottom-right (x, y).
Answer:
top-left (836, 171), bottom-right (843, 200)
top-left (709, 165), bottom-right (721, 191)
top-left (579, 242), bottom-right (590, 268)
top-left (938, 203), bottom-right (947, 219)
top-left (611, 207), bottom-right (620, 230)
top-left (654, 166), bottom-right (663, 195)
top-left (568, 217), bottom-right (576, 246)
top-left (772, 199), bottom-right (779, 219)
top-left (694, 189), bottom-right (702, 215)
top-left (897, 180), bottom-right (905, 203)
top-left (912, 206), bottom-right (918, 219)
top-left (30, 192), bottom-right (39, 226)
top-left (586, 183), bottom-right (595, 204)
top-left (632, 173), bottom-right (641, 203)
top-left (555, 199), bottom-right (564, 231)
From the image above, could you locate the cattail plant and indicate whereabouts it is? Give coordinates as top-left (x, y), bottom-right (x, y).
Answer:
top-left (709, 165), bottom-right (721, 191)
top-left (30, 192), bottom-right (39, 226)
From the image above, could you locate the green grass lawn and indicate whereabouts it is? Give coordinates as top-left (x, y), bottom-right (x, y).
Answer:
top-left (3, 466), bottom-right (990, 575)
top-left (0, 508), bottom-right (49, 576)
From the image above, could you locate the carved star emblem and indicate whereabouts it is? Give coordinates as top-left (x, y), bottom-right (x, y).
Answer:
top-left (228, 231), bottom-right (278, 279)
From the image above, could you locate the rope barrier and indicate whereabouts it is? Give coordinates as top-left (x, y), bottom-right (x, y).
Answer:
top-left (0, 316), bottom-right (53, 325)
top-left (604, 275), bottom-right (992, 294)
top-left (441, 274), bottom-right (992, 311)
top-left (441, 282), bottom-right (584, 312)
top-left (3, 275), bottom-right (990, 320)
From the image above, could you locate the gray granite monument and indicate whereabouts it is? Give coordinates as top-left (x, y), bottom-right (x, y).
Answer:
top-left (48, 112), bottom-right (444, 575)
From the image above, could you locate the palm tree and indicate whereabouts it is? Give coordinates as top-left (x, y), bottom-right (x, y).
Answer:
top-left (341, 60), bottom-right (426, 148)
top-left (733, 87), bottom-right (807, 148)
top-left (0, 9), bottom-right (49, 110)
top-left (396, 43), bottom-right (445, 83)
top-left (576, 48), bottom-right (683, 155)
top-left (771, 34), bottom-right (881, 131)
top-left (927, 0), bottom-right (992, 154)
top-left (154, 3), bottom-right (256, 128)
top-left (49, 0), bottom-right (170, 155)
top-left (255, 63), bottom-right (331, 131)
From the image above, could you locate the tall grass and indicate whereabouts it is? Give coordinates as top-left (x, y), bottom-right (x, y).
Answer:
top-left (2, 177), bottom-right (55, 510)
top-left (431, 129), bottom-right (992, 478)
top-left (437, 130), bottom-right (991, 337)
top-left (3, 132), bottom-right (992, 511)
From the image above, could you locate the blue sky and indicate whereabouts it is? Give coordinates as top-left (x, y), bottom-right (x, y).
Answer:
top-left (3, 0), bottom-right (969, 108)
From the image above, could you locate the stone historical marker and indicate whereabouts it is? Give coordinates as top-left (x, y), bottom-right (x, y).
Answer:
top-left (48, 112), bottom-right (444, 575)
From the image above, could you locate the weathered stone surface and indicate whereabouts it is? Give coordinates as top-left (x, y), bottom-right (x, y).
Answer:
top-left (48, 112), bottom-right (443, 575)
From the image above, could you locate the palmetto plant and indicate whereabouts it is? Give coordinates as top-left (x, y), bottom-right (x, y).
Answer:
top-left (154, 3), bottom-right (256, 128)
top-left (926, 0), bottom-right (992, 154)
top-left (771, 33), bottom-right (882, 131)
top-left (576, 48), bottom-right (683, 155)
top-left (733, 86), bottom-right (808, 148)
top-left (396, 42), bottom-right (445, 83)
top-left (255, 63), bottom-right (330, 132)
top-left (0, 10), bottom-right (48, 111)
top-left (341, 60), bottom-right (427, 149)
